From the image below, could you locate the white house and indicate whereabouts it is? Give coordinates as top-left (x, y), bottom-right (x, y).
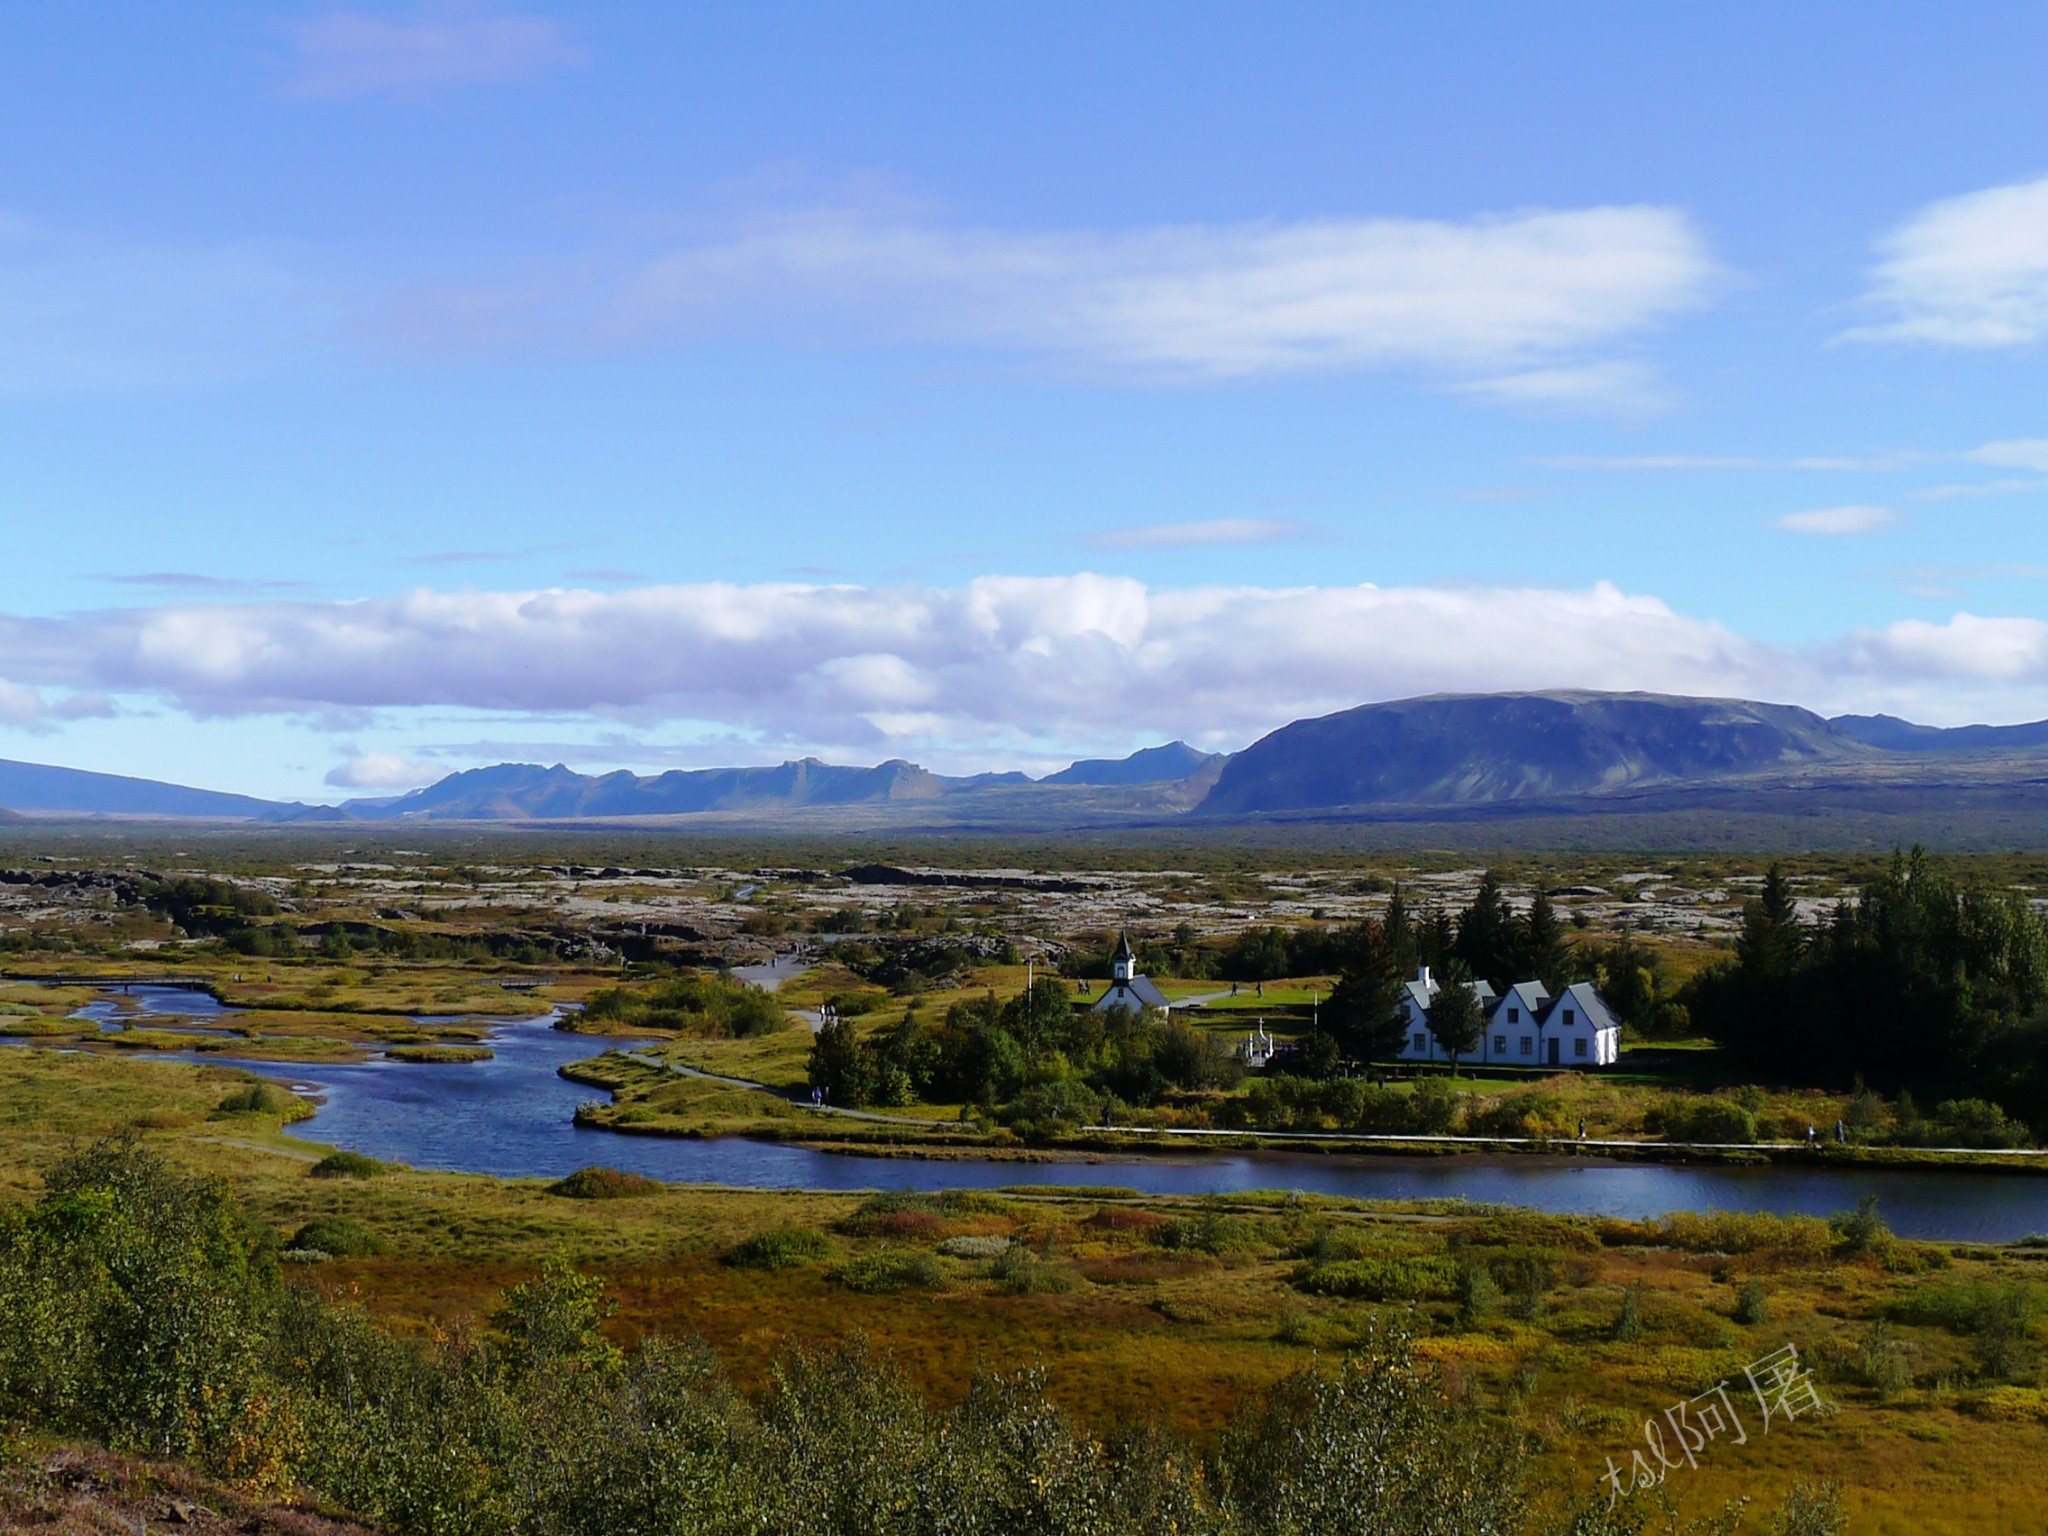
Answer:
top-left (1092, 930), bottom-right (1171, 1015)
top-left (1396, 966), bottom-right (1619, 1068)
top-left (1536, 981), bottom-right (1621, 1067)
top-left (1396, 965), bottom-right (1497, 1064)
top-left (1485, 981), bottom-right (1552, 1067)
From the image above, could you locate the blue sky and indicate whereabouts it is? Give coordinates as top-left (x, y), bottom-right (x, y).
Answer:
top-left (2, 2), bottom-right (2047, 801)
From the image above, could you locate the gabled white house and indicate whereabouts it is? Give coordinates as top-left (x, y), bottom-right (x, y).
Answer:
top-left (1486, 981), bottom-right (1552, 1067)
top-left (1536, 981), bottom-right (1621, 1067)
top-left (1092, 930), bottom-right (1171, 1015)
top-left (1396, 966), bottom-right (1619, 1068)
top-left (1396, 965), bottom-right (1497, 1064)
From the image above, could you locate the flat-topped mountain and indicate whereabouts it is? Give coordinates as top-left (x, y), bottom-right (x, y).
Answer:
top-left (0, 757), bottom-right (293, 820)
top-left (1041, 740), bottom-right (1222, 786)
top-left (1195, 691), bottom-right (1873, 816)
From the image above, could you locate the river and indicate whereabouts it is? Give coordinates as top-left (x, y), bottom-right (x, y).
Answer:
top-left (10, 986), bottom-right (2048, 1241)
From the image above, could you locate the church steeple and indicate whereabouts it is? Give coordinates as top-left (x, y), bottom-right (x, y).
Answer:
top-left (1112, 929), bottom-right (1136, 982)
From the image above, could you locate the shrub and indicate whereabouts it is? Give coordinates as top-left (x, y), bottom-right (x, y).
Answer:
top-left (549, 1166), bottom-right (662, 1200)
top-left (988, 1244), bottom-right (1077, 1294)
top-left (1156, 1213), bottom-right (1258, 1256)
top-left (1457, 1262), bottom-right (1502, 1326)
top-left (938, 1235), bottom-right (1012, 1260)
top-left (1832, 1194), bottom-right (1891, 1255)
top-left (1292, 1255), bottom-right (1460, 1302)
top-left (1734, 1277), bottom-right (1770, 1325)
top-left (214, 1082), bottom-right (291, 1116)
top-left (1858, 1319), bottom-right (1912, 1398)
top-left (1768, 1481), bottom-right (1847, 1536)
top-left (725, 1226), bottom-right (832, 1270)
top-left (1644, 1095), bottom-right (1757, 1144)
top-left (286, 1216), bottom-right (387, 1258)
top-left (832, 1248), bottom-right (947, 1294)
top-left (308, 1151), bottom-right (386, 1180)
top-left (1612, 1285), bottom-right (1644, 1343)
top-left (1653, 1210), bottom-right (1832, 1259)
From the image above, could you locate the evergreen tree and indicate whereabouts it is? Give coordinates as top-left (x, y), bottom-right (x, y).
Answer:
top-left (1453, 872), bottom-right (1516, 989)
top-left (1515, 889), bottom-right (1567, 990)
top-left (1328, 919), bottom-right (1407, 1062)
top-left (1425, 959), bottom-right (1485, 1075)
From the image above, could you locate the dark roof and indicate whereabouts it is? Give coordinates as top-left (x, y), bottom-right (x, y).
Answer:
top-left (1112, 929), bottom-right (1135, 963)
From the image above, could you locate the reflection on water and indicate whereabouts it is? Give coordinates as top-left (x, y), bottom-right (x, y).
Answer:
top-left (9, 987), bottom-right (2048, 1241)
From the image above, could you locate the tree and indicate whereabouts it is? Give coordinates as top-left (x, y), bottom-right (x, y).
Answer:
top-left (1327, 919), bottom-right (1407, 1062)
top-left (1517, 889), bottom-right (1567, 990)
top-left (1426, 960), bottom-right (1485, 1074)
top-left (1454, 872), bottom-right (1516, 989)
top-left (807, 1013), bottom-right (871, 1106)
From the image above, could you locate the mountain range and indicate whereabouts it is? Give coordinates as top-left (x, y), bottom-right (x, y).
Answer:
top-left (3, 697), bottom-right (2046, 841)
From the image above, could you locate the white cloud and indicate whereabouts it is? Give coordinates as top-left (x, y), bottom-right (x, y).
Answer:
top-left (589, 203), bottom-right (1717, 392)
top-left (1968, 438), bottom-right (2048, 473)
top-left (283, 10), bottom-right (582, 99)
top-left (324, 750), bottom-right (447, 789)
top-left (1090, 518), bottom-right (1308, 551)
top-left (1850, 175), bottom-right (2048, 346)
top-left (1458, 359), bottom-right (1669, 413)
top-left (0, 681), bottom-right (43, 728)
top-left (1777, 505), bottom-right (1899, 535)
top-left (8, 578), bottom-right (2048, 749)
top-left (1837, 613), bottom-right (2048, 681)
top-left (0, 577), bottom-right (1778, 753)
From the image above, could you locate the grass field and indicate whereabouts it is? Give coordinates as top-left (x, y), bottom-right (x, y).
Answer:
top-left (0, 1044), bottom-right (2045, 1530)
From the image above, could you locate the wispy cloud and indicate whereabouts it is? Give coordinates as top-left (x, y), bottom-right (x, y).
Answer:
top-left (100, 572), bottom-right (311, 594)
top-left (1089, 518), bottom-right (1311, 551)
top-left (1777, 505), bottom-right (1899, 535)
top-left (324, 749), bottom-right (446, 789)
top-left (1457, 359), bottom-right (1670, 414)
top-left (1846, 174), bottom-right (2048, 347)
top-left (379, 201), bottom-right (1716, 400)
top-left (1534, 451), bottom-right (1925, 472)
top-left (1968, 438), bottom-right (2048, 473)
top-left (283, 9), bottom-right (583, 100)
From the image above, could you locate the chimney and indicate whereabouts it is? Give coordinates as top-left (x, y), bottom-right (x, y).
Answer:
top-left (1417, 964), bottom-right (1432, 990)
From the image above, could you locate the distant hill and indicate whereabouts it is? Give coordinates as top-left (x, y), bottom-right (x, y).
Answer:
top-left (0, 806), bottom-right (23, 823)
top-left (1196, 691), bottom-right (1872, 817)
top-left (0, 758), bottom-right (294, 820)
top-left (1830, 713), bottom-right (2048, 754)
top-left (333, 757), bottom-right (1030, 821)
top-left (1041, 740), bottom-right (1223, 786)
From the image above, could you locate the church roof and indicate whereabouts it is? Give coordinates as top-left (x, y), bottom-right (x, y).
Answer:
top-left (1112, 929), bottom-right (1135, 963)
top-left (1093, 974), bottom-right (1171, 1012)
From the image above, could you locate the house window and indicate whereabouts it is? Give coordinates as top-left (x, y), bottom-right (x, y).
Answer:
top-left (1519, 1037), bottom-right (1532, 1056)
top-left (1412, 1033), bottom-right (1427, 1052)
top-left (1493, 1035), bottom-right (1506, 1054)
top-left (1507, 1007), bottom-right (1519, 1022)
top-left (1574, 1038), bottom-right (1588, 1058)
top-left (1564, 1009), bottom-right (1576, 1024)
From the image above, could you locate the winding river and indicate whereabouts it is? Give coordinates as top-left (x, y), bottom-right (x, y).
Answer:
top-left (13, 986), bottom-right (2048, 1241)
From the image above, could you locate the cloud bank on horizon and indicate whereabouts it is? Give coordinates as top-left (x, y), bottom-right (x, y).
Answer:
top-left (0, 579), bottom-right (2042, 777)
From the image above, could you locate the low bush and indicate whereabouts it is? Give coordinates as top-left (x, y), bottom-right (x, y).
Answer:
top-left (308, 1150), bottom-right (387, 1180)
top-left (1644, 1095), bottom-right (1758, 1145)
top-left (832, 1248), bottom-right (947, 1294)
top-left (549, 1165), bottom-right (663, 1200)
top-left (1157, 1213), bottom-right (1260, 1256)
top-left (1653, 1210), bottom-right (1833, 1259)
top-left (725, 1226), bottom-right (833, 1270)
top-left (1291, 1255), bottom-right (1460, 1302)
top-left (214, 1082), bottom-right (292, 1116)
top-left (988, 1244), bottom-right (1078, 1294)
top-left (286, 1216), bottom-right (387, 1258)
top-left (939, 1234), bottom-right (1012, 1260)
top-left (385, 1043), bottom-right (493, 1064)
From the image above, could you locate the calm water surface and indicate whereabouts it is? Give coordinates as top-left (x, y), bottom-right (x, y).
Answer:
top-left (13, 987), bottom-right (2048, 1241)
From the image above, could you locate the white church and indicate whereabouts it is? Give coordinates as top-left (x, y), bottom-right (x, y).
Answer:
top-left (1397, 965), bottom-right (1620, 1068)
top-left (1091, 930), bottom-right (1171, 1015)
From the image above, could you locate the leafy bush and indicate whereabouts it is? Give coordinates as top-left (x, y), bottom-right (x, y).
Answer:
top-left (1734, 1277), bottom-right (1770, 1325)
top-left (308, 1150), bottom-right (386, 1180)
top-left (938, 1234), bottom-right (1012, 1260)
top-left (578, 972), bottom-right (790, 1038)
top-left (1157, 1212), bottom-right (1259, 1256)
top-left (549, 1166), bottom-right (663, 1200)
top-left (1291, 1255), bottom-right (1460, 1302)
top-left (987, 1244), bottom-right (1077, 1294)
top-left (832, 1248), bottom-right (947, 1294)
top-left (1644, 1095), bottom-right (1757, 1144)
top-left (1653, 1210), bottom-right (1833, 1259)
top-left (214, 1082), bottom-right (292, 1116)
top-left (287, 1216), bottom-right (388, 1258)
top-left (1832, 1194), bottom-right (1891, 1255)
top-left (725, 1226), bottom-right (832, 1270)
